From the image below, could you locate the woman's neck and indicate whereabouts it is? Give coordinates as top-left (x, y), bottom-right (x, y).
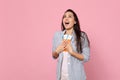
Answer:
top-left (65, 28), bottom-right (73, 35)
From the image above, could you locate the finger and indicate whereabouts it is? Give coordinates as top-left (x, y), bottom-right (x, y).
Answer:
top-left (63, 39), bottom-right (68, 43)
top-left (62, 41), bottom-right (67, 46)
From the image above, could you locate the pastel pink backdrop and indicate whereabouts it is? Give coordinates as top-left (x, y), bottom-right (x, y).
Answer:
top-left (0, 0), bottom-right (120, 80)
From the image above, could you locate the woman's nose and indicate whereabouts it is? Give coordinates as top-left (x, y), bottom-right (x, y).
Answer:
top-left (64, 18), bottom-right (69, 21)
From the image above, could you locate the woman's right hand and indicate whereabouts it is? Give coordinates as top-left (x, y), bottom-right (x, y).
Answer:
top-left (55, 40), bottom-right (67, 54)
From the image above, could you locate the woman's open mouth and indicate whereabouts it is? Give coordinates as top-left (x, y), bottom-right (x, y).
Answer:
top-left (64, 22), bottom-right (70, 26)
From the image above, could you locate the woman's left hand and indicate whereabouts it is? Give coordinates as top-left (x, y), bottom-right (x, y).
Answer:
top-left (66, 41), bottom-right (74, 55)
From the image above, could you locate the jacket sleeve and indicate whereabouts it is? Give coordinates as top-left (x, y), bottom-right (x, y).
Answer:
top-left (81, 32), bottom-right (90, 63)
top-left (52, 32), bottom-right (58, 52)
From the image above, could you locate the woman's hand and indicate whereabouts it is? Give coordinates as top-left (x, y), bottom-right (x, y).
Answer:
top-left (65, 41), bottom-right (74, 55)
top-left (55, 40), bottom-right (67, 54)
top-left (55, 40), bottom-right (75, 56)
top-left (65, 41), bottom-right (84, 60)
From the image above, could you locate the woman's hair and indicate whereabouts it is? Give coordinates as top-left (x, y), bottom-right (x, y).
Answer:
top-left (61, 9), bottom-right (89, 53)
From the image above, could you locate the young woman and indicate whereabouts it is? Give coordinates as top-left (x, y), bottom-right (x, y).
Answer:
top-left (52, 9), bottom-right (90, 80)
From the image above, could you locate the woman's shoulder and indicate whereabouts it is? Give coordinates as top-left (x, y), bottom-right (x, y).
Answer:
top-left (55, 30), bottom-right (63, 33)
top-left (81, 31), bottom-right (89, 41)
top-left (81, 31), bottom-right (87, 37)
top-left (54, 30), bottom-right (63, 34)
top-left (53, 30), bottom-right (63, 37)
top-left (81, 31), bottom-right (90, 45)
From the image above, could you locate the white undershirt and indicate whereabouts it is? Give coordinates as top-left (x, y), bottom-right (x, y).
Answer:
top-left (61, 34), bottom-right (72, 80)
top-left (61, 51), bottom-right (69, 74)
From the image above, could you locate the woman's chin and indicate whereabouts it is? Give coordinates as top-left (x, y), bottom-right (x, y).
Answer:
top-left (65, 27), bottom-right (73, 30)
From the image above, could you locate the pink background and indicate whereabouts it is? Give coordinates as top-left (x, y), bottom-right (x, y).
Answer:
top-left (0, 0), bottom-right (120, 80)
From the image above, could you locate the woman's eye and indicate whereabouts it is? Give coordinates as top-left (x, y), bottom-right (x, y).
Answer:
top-left (68, 15), bottom-right (72, 18)
top-left (63, 15), bottom-right (73, 18)
top-left (63, 15), bottom-right (66, 18)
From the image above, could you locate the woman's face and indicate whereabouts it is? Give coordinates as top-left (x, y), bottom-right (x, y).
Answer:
top-left (63, 11), bottom-right (76, 30)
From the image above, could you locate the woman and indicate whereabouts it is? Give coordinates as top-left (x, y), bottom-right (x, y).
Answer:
top-left (52, 9), bottom-right (90, 80)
